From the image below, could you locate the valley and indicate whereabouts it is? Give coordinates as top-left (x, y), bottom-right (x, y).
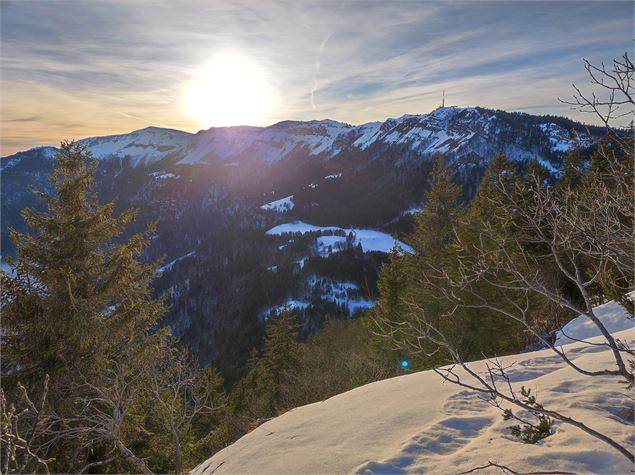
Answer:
top-left (1, 106), bottom-right (600, 374)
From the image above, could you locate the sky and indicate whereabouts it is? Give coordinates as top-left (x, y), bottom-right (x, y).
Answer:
top-left (1, 0), bottom-right (633, 156)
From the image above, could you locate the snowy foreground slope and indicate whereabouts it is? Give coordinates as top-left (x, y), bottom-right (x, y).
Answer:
top-left (193, 301), bottom-right (634, 474)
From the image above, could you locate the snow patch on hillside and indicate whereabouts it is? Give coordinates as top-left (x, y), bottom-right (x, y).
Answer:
top-left (538, 158), bottom-right (559, 174)
top-left (402, 206), bottom-right (423, 216)
top-left (555, 298), bottom-right (634, 346)
top-left (261, 195), bottom-right (295, 213)
top-left (305, 276), bottom-right (374, 315)
top-left (263, 300), bottom-right (311, 318)
top-left (149, 171), bottom-right (179, 180)
top-left (539, 123), bottom-right (574, 153)
top-left (266, 221), bottom-right (413, 254)
top-left (263, 276), bottom-right (375, 318)
top-left (157, 251), bottom-right (195, 273)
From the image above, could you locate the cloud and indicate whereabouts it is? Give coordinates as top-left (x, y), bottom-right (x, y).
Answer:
top-left (310, 33), bottom-right (332, 110)
top-left (1, 0), bottom-right (632, 154)
top-left (1, 116), bottom-right (40, 122)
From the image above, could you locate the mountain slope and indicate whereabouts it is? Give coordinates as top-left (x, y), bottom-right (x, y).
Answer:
top-left (192, 301), bottom-right (634, 475)
top-left (1, 106), bottom-right (591, 170)
top-left (80, 126), bottom-right (192, 167)
top-left (0, 107), bottom-right (601, 372)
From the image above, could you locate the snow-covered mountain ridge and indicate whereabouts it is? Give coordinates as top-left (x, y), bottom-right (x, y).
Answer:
top-left (79, 126), bottom-right (192, 167)
top-left (192, 300), bottom-right (634, 474)
top-left (1, 107), bottom-right (590, 169)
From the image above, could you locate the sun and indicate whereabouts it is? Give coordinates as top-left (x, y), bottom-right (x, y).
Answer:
top-left (185, 51), bottom-right (275, 127)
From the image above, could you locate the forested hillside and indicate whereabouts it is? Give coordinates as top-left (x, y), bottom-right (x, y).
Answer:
top-left (1, 106), bottom-right (604, 375)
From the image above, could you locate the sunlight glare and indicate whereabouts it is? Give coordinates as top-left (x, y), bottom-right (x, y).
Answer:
top-left (185, 51), bottom-right (275, 127)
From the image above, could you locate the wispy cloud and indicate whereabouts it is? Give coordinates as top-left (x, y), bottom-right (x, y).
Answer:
top-left (1, 0), bottom-right (632, 155)
top-left (1, 116), bottom-right (40, 123)
top-left (310, 33), bottom-right (332, 110)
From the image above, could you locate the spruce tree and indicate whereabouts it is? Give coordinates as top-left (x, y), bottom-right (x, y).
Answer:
top-left (1, 140), bottom-right (168, 472)
top-left (408, 157), bottom-right (462, 260)
top-left (370, 157), bottom-right (464, 367)
top-left (407, 157), bottom-right (465, 362)
top-left (3, 140), bottom-right (163, 381)
top-left (449, 152), bottom-right (527, 355)
top-left (262, 311), bottom-right (300, 384)
top-left (231, 311), bottom-right (300, 419)
top-left (372, 155), bottom-right (528, 365)
top-left (373, 247), bottom-right (409, 328)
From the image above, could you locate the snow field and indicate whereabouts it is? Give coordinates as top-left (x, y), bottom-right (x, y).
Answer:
top-left (193, 300), bottom-right (634, 474)
top-left (266, 221), bottom-right (413, 255)
top-left (555, 298), bottom-right (634, 346)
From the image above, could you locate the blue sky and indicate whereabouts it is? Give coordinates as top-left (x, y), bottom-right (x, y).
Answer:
top-left (1, 0), bottom-right (632, 154)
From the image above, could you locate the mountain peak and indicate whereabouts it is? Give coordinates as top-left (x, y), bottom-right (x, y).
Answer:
top-left (133, 125), bottom-right (186, 134)
top-left (5, 107), bottom-right (595, 168)
top-left (270, 118), bottom-right (351, 129)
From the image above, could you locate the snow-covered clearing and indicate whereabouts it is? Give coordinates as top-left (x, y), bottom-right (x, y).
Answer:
top-left (305, 276), bottom-right (374, 315)
top-left (261, 195), bottom-right (295, 213)
top-left (266, 221), bottom-right (341, 234)
top-left (193, 300), bottom-right (634, 474)
top-left (266, 221), bottom-right (413, 254)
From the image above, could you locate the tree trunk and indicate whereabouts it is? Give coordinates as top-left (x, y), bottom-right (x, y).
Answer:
top-left (171, 425), bottom-right (182, 474)
top-left (115, 440), bottom-right (153, 474)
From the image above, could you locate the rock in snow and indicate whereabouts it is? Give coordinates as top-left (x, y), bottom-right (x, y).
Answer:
top-left (192, 300), bottom-right (634, 474)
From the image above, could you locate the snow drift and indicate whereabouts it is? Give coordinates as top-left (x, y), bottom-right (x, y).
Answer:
top-left (192, 301), bottom-right (634, 474)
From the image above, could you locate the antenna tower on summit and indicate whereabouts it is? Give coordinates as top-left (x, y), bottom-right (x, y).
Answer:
top-left (441, 90), bottom-right (445, 108)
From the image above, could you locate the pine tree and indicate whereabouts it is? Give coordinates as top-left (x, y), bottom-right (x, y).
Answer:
top-left (230, 311), bottom-right (300, 420)
top-left (3, 140), bottom-right (164, 383)
top-left (448, 152), bottom-right (527, 355)
top-left (372, 155), bottom-right (529, 365)
top-left (408, 156), bottom-right (462, 259)
top-left (371, 157), bottom-right (464, 367)
top-left (262, 311), bottom-right (300, 384)
top-left (373, 247), bottom-right (409, 326)
top-left (1, 140), bottom-right (169, 472)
